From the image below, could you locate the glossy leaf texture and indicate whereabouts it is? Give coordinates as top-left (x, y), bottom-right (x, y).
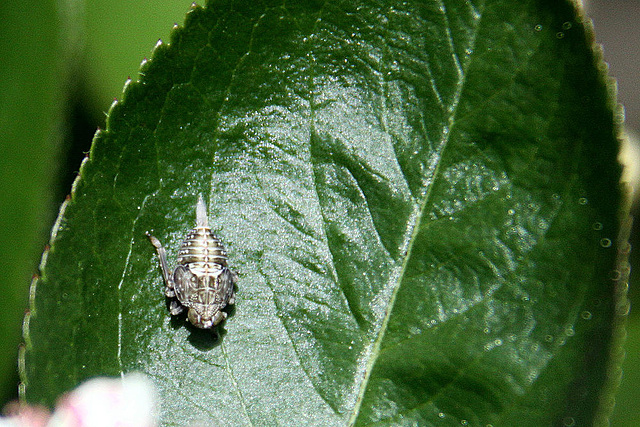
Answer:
top-left (22, 0), bottom-right (627, 425)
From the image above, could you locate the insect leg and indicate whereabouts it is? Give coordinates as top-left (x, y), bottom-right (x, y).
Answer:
top-left (228, 271), bottom-right (238, 305)
top-left (146, 232), bottom-right (176, 296)
top-left (169, 300), bottom-right (185, 315)
top-left (212, 310), bottom-right (227, 326)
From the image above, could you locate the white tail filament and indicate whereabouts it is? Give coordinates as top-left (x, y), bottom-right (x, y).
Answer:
top-left (196, 194), bottom-right (209, 228)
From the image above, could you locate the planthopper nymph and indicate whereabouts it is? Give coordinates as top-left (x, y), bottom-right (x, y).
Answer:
top-left (146, 194), bottom-right (237, 329)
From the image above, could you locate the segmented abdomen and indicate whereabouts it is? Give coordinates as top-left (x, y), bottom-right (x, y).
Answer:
top-left (177, 227), bottom-right (228, 274)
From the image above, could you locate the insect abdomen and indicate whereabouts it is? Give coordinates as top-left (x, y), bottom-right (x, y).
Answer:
top-left (177, 227), bottom-right (228, 274)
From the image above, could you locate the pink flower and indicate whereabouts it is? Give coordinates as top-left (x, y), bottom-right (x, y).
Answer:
top-left (2, 373), bottom-right (157, 427)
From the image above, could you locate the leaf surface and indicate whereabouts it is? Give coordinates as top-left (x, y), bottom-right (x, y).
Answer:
top-left (0, 0), bottom-right (75, 403)
top-left (23, 0), bottom-right (626, 425)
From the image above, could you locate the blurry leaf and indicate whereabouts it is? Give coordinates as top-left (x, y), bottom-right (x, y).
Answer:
top-left (610, 313), bottom-right (640, 427)
top-left (22, 0), bottom-right (626, 426)
top-left (84, 0), bottom-right (195, 110)
top-left (0, 0), bottom-right (75, 405)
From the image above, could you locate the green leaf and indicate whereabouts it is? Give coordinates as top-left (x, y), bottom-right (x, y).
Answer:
top-left (610, 312), bottom-right (640, 427)
top-left (22, 0), bottom-right (627, 425)
top-left (85, 0), bottom-right (195, 111)
top-left (0, 0), bottom-right (77, 404)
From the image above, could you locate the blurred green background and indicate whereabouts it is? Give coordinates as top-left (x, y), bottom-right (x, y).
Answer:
top-left (0, 0), bottom-right (637, 424)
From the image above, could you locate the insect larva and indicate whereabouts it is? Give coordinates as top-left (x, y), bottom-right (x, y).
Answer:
top-left (147, 195), bottom-right (236, 328)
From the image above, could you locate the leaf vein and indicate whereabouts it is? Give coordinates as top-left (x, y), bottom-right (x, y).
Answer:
top-left (263, 277), bottom-right (342, 415)
top-left (116, 193), bottom-right (152, 375)
top-left (347, 2), bottom-right (487, 424)
top-left (221, 343), bottom-right (255, 427)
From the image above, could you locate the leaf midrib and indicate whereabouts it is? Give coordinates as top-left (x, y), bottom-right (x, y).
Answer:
top-left (346, 1), bottom-right (485, 423)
